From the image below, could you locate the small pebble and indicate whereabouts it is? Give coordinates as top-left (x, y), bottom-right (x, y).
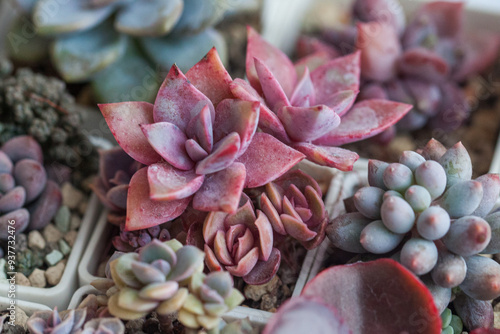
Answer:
top-left (15, 273), bottom-right (30, 287)
top-left (58, 239), bottom-right (71, 256)
top-left (16, 234), bottom-right (27, 252)
top-left (61, 182), bottom-right (85, 209)
top-left (28, 268), bottom-right (46, 288)
top-left (28, 230), bottom-right (46, 250)
top-left (45, 249), bottom-right (64, 266)
top-left (55, 206), bottom-right (71, 233)
top-left (244, 275), bottom-right (281, 301)
top-left (45, 261), bottom-right (65, 286)
top-left (43, 224), bottom-right (62, 243)
top-left (78, 200), bottom-right (88, 215)
top-left (260, 294), bottom-right (278, 312)
top-left (70, 214), bottom-right (81, 230)
top-left (64, 230), bottom-right (78, 247)
top-left (13, 307), bottom-right (28, 328)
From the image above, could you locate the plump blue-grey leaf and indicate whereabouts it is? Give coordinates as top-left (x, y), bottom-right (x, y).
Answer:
top-left (170, 0), bottom-right (228, 35)
top-left (51, 21), bottom-right (127, 82)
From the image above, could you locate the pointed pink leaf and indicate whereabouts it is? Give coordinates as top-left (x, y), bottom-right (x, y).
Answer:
top-left (454, 32), bottom-right (500, 82)
top-left (311, 51), bottom-right (361, 105)
top-left (260, 193), bottom-right (286, 235)
top-left (226, 247), bottom-right (259, 277)
top-left (302, 259), bottom-right (441, 334)
top-left (295, 51), bottom-right (333, 79)
top-left (213, 99), bottom-right (260, 156)
top-left (290, 67), bottom-right (315, 107)
top-left (141, 122), bottom-right (194, 170)
top-left (226, 225), bottom-right (246, 253)
top-left (278, 105), bottom-right (340, 142)
top-left (282, 196), bottom-right (303, 221)
top-left (296, 35), bottom-right (340, 59)
top-left (196, 132), bottom-right (240, 175)
top-left (230, 78), bottom-right (291, 143)
top-left (224, 197), bottom-right (257, 230)
top-left (322, 90), bottom-right (358, 117)
top-left (147, 162), bottom-right (204, 201)
top-left (214, 230), bottom-right (234, 266)
top-left (246, 26), bottom-right (297, 97)
top-left (153, 65), bottom-right (214, 130)
top-left (186, 105), bottom-right (213, 154)
top-left (193, 162), bottom-right (246, 213)
top-left (125, 167), bottom-right (190, 231)
top-left (292, 143), bottom-right (358, 171)
top-left (255, 58), bottom-right (291, 111)
top-left (398, 48), bottom-right (449, 82)
top-left (234, 228), bottom-right (255, 263)
top-left (203, 211), bottom-right (228, 245)
top-left (99, 102), bottom-right (162, 165)
top-left (286, 185), bottom-right (307, 208)
top-left (185, 139), bottom-right (208, 162)
top-left (186, 48), bottom-right (233, 105)
top-left (356, 22), bottom-right (401, 82)
top-left (314, 100), bottom-right (412, 146)
top-left (296, 207), bottom-right (313, 222)
top-left (281, 214), bottom-right (316, 242)
top-left (243, 248), bottom-right (281, 285)
top-left (255, 210), bottom-right (273, 261)
top-left (205, 245), bottom-right (223, 272)
top-left (236, 133), bottom-right (305, 188)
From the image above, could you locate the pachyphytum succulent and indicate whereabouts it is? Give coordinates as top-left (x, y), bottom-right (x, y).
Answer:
top-left (27, 308), bottom-right (86, 334)
top-left (314, 0), bottom-right (500, 131)
top-left (328, 138), bottom-right (500, 308)
top-left (0, 135), bottom-right (62, 239)
top-left (100, 48), bottom-right (305, 231)
top-left (231, 27), bottom-right (411, 170)
top-left (177, 271), bottom-right (244, 331)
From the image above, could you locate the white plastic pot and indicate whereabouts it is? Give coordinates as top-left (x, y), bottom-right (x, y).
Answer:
top-left (0, 195), bottom-right (101, 310)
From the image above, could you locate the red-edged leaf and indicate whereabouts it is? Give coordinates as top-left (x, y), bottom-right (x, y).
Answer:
top-left (314, 100), bottom-right (412, 146)
top-left (292, 143), bottom-right (358, 171)
top-left (243, 248), bottom-right (281, 285)
top-left (99, 102), bottom-right (162, 165)
top-left (302, 259), bottom-right (442, 334)
top-left (254, 210), bottom-right (273, 261)
top-left (290, 67), bottom-right (315, 107)
top-left (186, 47), bottom-right (233, 105)
top-left (255, 58), bottom-right (291, 111)
top-left (295, 51), bottom-right (333, 79)
top-left (226, 247), bottom-right (259, 277)
top-left (98, 147), bottom-right (135, 189)
top-left (230, 79), bottom-right (291, 143)
top-left (125, 167), bottom-right (190, 231)
top-left (195, 132), bottom-right (240, 175)
top-left (186, 104), bottom-right (213, 154)
top-left (153, 65), bottom-right (214, 130)
top-left (260, 193), bottom-right (286, 235)
top-left (141, 122), bottom-right (194, 170)
top-left (398, 48), bottom-right (449, 82)
top-left (236, 133), bottom-right (305, 188)
top-left (246, 26), bottom-right (297, 97)
top-left (356, 22), bottom-right (401, 82)
top-left (205, 245), bottom-right (223, 272)
top-left (185, 139), bottom-right (208, 162)
top-left (147, 162), bottom-right (204, 201)
top-left (193, 162), bottom-right (246, 213)
top-left (203, 211), bottom-right (227, 245)
top-left (263, 297), bottom-right (350, 334)
top-left (310, 51), bottom-right (361, 106)
top-left (213, 99), bottom-right (260, 156)
top-left (454, 32), bottom-right (500, 82)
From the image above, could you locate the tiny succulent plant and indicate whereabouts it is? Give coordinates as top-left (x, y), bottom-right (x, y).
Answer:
top-left (0, 135), bottom-right (62, 240)
top-left (112, 222), bottom-right (172, 252)
top-left (27, 308), bottom-right (86, 334)
top-left (328, 138), bottom-right (500, 309)
top-left (100, 48), bottom-right (306, 231)
top-left (232, 27), bottom-right (411, 170)
top-left (309, 0), bottom-right (500, 131)
top-left (440, 308), bottom-right (463, 334)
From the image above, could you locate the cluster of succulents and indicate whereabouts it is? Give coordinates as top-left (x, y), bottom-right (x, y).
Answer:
top-left (0, 58), bottom-right (98, 181)
top-left (302, 0), bottom-right (500, 132)
top-left (0, 135), bottom-right (61, 240)
top-left (6, 0), bottom-right (252, 102)
top-left (328, 138), bottom-right (500, 317)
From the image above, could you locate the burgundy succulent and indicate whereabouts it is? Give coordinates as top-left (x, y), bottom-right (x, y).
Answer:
top-left (100, 48), bottom-right (305, 231)
top-left (201, 194), bottom-right (280, 285)
top-left (259, 170), bottom-right (327, 250)
top-left (231, 27), bottom-right (411, 171)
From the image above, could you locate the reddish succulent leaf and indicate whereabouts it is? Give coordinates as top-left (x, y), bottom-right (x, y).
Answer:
top-left (409, 1), bottom-right (464, 40)
top-left (230, 78), bottom-right (291, 143)
top-left (141, 122), bottom-right (194, 171)
top-left (99, 102), bottom-right (162, 165)
top-left (233, 228), bottom-right (255, 263)
top-left (214, 230), bottom-right (234, 266)
top-left (290, 67), bottom-right (315, 107)
top-left (302, 216), bottom-right (327, 250)
top-left (147, 162), bottom-right (204, 201)
top-left (281, 214), bottom-right (317, 242)
top-left (254, 210), bottom-right (273, 261)
top-left (193, 162), bottom-right (246, 213)
top-left (205, 244), bottom-right (223, 272)
top-left (153, 65), bottom-right (214, 130)
top-left (273, 169), bottom-right (321, 196)
top-left (254, 58), bottom-right (291, 111)
top-left (195, 132), bottom-right (240, 175)
top-left (302, 259), bottom-right (441, 334)
top-left (263, 297), bottom-right (350, 334)
top-left (186, 221), bottom-right (205, 249)
top-left (213, 99), bottom-right (260, 156)
top-left (454, 32), bottom-right (500, 81)
top-left (185, 139), bottom-right (208, 162)
top-left (318, 90), bottom-right (357, 117)
top-left (185, 47), bottom-right (233, 105)
top-left (310, 51), bottom-right (361, 105)
top-left (203, 211), bottom-right (227, 245)
top-left (278, 105), bottom-right (340, 142)
top-left (246, 26), bottom-right (297, 97)
top-left (398, 48), bottom-right (449, 82)
top-left (295, 51), bottom-right (333, 78)
top-left (243, 247), bottom-right (281, 285)
top-left (292, 143), bottom-right (358, 171)
top-left (296, 35), bottom-right (340, 59)
top-left (236, 133), bottom-right (305, 188)
top-left (186, 105), bottom-right (213, 154)
top-left (259, 193), bottom-right (286, 235)
top-left (226, 247), bottom-right (259, 277)
top-left (356, 22), bottom-right (401, 82)
top-left (125, 167), bottom-right (190, 231)
top-left (98, 147), bottom-right (136, 189)
top-left (314, 100), bottom-right (412, 146)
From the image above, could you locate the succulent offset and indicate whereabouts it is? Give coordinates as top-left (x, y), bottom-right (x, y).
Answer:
top-left (0, 136), bottom-right (62, 240)
top-left (100, 48), bottom-right (305, 231)
top-left (310, 0), bottom-right (500, 131)
top-left (328, 139), bottom-right (500, 307)
top-left (27, 308), bottom-right (86, 334)
top-left (232, 28), bottom-right (411, 170)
